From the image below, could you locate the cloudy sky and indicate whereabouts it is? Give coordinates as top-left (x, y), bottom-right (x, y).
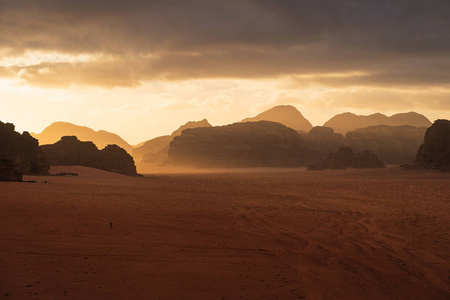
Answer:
top-left (1, 0), bottom-right (449, 144)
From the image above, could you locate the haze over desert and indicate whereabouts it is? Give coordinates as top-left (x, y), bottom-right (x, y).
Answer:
top-left (1, 1), bottom-right (450, 299)
top-left (1, 166), bottom-right (449, 299)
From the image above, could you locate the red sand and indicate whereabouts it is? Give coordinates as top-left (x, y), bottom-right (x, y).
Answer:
top-left (0, 166), bottom-right (449, 299)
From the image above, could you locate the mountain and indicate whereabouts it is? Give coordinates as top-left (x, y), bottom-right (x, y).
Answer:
top-left (345, 125), bottom-right (427, 165)
top-left (1, 120), bottom-right (49, 181)
top-left (307, 147), bottom-right (385, 170)
top-left (241, 105), bottom-right (313, 132)
top-left (31, 122), bottom-right (133, 154)
top-left (168, 121), bottom-right (305, 168)
top-left (41, 136), bottom-right (138, 176)
top-left (415, 119), bottom-right (450, 171)
top-left (133, 119), bottom-right (212, 163)
top-left (324, 112), bottom-right (432, 134)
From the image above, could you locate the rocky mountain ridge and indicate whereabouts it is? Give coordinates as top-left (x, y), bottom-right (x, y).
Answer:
top-left (41, 136), bottom-right (138, 176)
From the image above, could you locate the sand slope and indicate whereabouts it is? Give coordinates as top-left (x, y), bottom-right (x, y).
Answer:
top-left (0, 167), bottom-right (449, 299)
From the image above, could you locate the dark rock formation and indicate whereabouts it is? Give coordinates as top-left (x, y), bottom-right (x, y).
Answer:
top-left (41, 136), bottom-right (138, 176)
top-left (415, 119), bottom-right (450, 171)
top-left (241, 105), bottom-right (313, 132)
top-left (324, 112), bottom-right (431, 134)
top-left (300, 126), bottom-right (345, 165)
top-left (0, 158), bottom-right (22, 182)
top-left (345, 125), bottom-right (427, 165)
top-left (0, 121), bottom-right (49, 181)
top-left (168, 121), bottom-right (305, 168)
top-left (133, 119), bottom-right (212, 163)
top-left (307, 147), bottom-right (385, 170)
top-left (32, 122), bottom-right (133, 154)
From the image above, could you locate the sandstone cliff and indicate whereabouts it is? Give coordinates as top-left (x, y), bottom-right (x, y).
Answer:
top-left (41, 136), bottom-right (138, 176)
top-left (307, 147), bottom-right (385, 170)
top-left (133, 119), bottom-right (212, 163)
top-left (415, 119), bottom-right (450, 171)
top-left (168, 121), bottom-right (305, 168)
top-left (1, 121), bottom-right (49, 181)
top-left (300, 126), bottom-right (345, 165)
top-left (345, 125), bottom-right (427, 165)
top-left (324, 112), bottom-right (431, 134)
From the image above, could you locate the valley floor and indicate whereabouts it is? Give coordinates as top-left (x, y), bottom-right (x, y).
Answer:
top-left (0, 167), bottom-right (449, 299)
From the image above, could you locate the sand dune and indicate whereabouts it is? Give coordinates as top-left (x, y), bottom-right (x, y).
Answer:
top-left (0, 167), bottom-right (449, 299)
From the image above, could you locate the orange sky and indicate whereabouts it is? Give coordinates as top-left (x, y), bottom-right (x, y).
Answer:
top-left (1, 1), bottom-right (449, 144)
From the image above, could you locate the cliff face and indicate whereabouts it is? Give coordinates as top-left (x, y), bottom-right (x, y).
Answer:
top-left (168, 121), bottom-right (305, 168)
top-left (415, 119), bottom-right (450, 171)
top-left (300, 126), bottom-right (345, 165)
top-left (32, 122), bottom-right (133, 154)
top-left (241, 105), bottom-right (313, 132)
top-left (345, 125), bottom-right (427, 165)
top-left (0, 121), bottom-right (49, 181)
top-left (307, 147), bottom-right (385, 170)
top-left (324, 112), bottom-right (432, 134)
top-left (133, 119), bottom-right (212, 163)
top-left (41, 136), bottom-right (138, 176)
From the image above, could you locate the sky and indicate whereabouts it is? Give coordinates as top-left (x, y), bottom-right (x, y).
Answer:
top-left (1, 0), bottom-right (449, 145)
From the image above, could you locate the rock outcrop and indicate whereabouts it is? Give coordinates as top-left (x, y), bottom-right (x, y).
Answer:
top-left (415, 119), bottom-right (450, 171)
top-left (300, 126), bottom-right (345, 165)
top-left (0, 121), bottom-right (49, 181)
top-left (345, 125), bottom-right (427, 165)
top-left (307, 147), bottom-right (385, 170)
top-left (41, 136), bottom-right (138, 176)
top-left (133, 119), bottom-right (212, 163)
top-left (324, 112), bottom-right (431, 134)
top-left (168, 121), bottom-right (305, 168)
top-left (241, 105), bottom-right (313, 132)
top-left (32, 122), bottom-right (133, 154)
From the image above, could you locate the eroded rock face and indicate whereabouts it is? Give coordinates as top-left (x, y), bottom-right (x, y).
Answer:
top-left (345, 125), bottom-right (427, 165)
top-left (415, 119), bottom-right (450, 171)
top-left (168, 121), bottom-right (305, 168)
top-left (0, 121), bottom-right (49, 181)
top-left (133, 119), bottom-right (212, 163)
top-left (307, 147), bottom-right (385, 170)
top-left (300, 126), bottom-right (345, 165)
top-left (41, 136), bottom-right (138, 175)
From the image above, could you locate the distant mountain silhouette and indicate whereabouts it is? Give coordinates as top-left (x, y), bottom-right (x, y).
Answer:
top-left (168, 121), bottom-right (305, 168)
top-left (41, 136), bottom-right (138, 176)
top-left (324, 112), bottom-right (431, 134)
top-left (415, 119), bottom-right (450, 171)
top-left (133, 119), bottom-right (212, 163)
top-left (241, 105), bottom-right (313, 132)
top-left (32, 122), bottom-right (133, 154)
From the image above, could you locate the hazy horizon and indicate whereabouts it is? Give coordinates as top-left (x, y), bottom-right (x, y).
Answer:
top-left (1, 1), bottom-right (449, 144)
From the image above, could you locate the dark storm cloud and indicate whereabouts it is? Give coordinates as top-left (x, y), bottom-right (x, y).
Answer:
top-left (1, 0), bottom-right (450, 87)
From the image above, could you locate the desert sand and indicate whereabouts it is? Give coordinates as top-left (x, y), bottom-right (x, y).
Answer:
top-left (0, 166), bottom-right (449, 299)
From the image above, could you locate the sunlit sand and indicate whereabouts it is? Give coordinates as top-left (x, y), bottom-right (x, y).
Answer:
top-left (1, 166), bottom-right (448, 299)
